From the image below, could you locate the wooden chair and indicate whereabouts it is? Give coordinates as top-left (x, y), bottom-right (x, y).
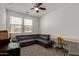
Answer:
top-left (54, 37), bottom-right (68, 55)
top-left (57, 37), bottom-right (64, 48)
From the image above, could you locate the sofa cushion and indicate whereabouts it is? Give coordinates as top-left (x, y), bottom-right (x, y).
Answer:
top-left (19, 39), bottom-right (36, 47)
top-left (36, 38), bottom-right (51, 44)
top-left (39, 36), bottom-right (48, 40)
top-left (39, 34), bottom-right (50, 40)
top-left (36, 38), bottom-right (52, 48)
top-left (18, 39), bottom-right (36, 43)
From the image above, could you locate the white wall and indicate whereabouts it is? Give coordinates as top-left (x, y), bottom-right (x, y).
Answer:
top-left (6, 10), bottom-right (39, 36)
top-left (0, 5), bottom-right (6, 30)
top-left (40, 5), bottom-right (79, 39)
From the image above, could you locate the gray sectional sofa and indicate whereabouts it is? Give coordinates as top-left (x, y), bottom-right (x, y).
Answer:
top-left (16, 34), bottom-right (54, 48)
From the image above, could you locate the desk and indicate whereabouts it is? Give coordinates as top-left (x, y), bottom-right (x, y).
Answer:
top-left (64, 38), bottom-right (79, 55)
top-left (53, 38), bottom-right (79, 55)
top-left (63, 38), bottom-right (79, 43)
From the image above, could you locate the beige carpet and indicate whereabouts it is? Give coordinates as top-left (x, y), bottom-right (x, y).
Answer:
top-left (21, 44), bottom-right (67, 56)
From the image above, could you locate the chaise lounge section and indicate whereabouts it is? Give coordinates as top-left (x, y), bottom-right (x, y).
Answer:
top-left (16, 34), bottom-right (54, 48)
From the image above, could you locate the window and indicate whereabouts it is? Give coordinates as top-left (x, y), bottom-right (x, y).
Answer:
top-left (10, 16), bottom-right (33, 33)
top-left (10, 16), bottom-right (22, 33)
top-left (24, 19), bottom-right (32, 32)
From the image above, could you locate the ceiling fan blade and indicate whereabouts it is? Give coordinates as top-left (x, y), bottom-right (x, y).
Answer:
top-left (36, 3), bottom-right (43, 7)
top-left (30, 8), bottom-right (34, 10)
top-left (39, 7), bottom-right (46, 10)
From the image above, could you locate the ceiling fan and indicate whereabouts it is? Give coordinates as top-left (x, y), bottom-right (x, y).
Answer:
top-left (30, 3), bottom-right (46, 13)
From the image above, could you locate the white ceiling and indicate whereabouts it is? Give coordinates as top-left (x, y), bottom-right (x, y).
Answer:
top-left (2, 3), bottom-right (79, 17)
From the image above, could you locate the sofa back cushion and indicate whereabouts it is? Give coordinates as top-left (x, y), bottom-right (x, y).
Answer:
top-left (16, 34), bottom-right (39, 41)
top-left (39, 34), bottom-right (50, 40)
top-left (16, 34), bottom-right (50, 41)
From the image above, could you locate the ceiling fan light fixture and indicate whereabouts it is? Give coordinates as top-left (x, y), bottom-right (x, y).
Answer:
top-left (34, 7), bottom-right (39, 11)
